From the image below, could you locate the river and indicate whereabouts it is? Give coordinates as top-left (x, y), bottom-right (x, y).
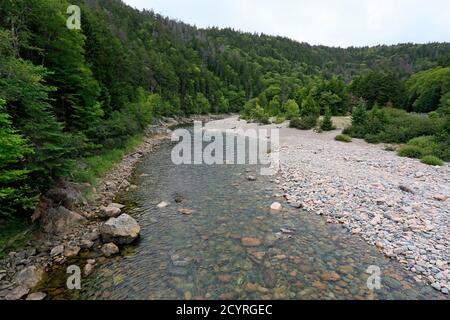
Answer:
top-left (40, 130), bottom-right (442, 300)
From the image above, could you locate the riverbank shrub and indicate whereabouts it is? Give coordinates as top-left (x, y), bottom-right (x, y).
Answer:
top-left (335, 134), bottom-right (352, 143)
top-left (345, 107), bottom-right (447, 145)
top-left (398, 145), bottom-right (425, 159)
top-left (421, 155), bottom-right (444, 166)
top-left (290, 115), bottom-right (319, 130)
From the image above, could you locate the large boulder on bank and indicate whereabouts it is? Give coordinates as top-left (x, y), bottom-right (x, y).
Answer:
top-left (46, 182), bottom-right (84, 210)
top-left (41, 206), bottom-right (87, 235)
top-left (14, 266), bottom-right (44, 289)
top-left (100, 214), bottom-right (140, 245)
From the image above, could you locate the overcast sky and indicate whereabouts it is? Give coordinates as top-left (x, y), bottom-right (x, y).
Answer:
top-left (123, 0), bottom-right (450, 47)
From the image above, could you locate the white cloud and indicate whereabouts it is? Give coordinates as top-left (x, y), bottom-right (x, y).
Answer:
top-left (124, 0), bottom-right (450, 47)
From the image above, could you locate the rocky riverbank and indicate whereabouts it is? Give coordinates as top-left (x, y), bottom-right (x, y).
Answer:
top-left (205, 117), bottom-right (450, 296)
top-left (0, 115), bottom-right (223, 300)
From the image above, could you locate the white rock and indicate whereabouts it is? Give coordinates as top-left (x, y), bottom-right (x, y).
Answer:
top-left (270, 202), bottom-right (282, 212)
top-left (157, 201), bottom-right (169, 209)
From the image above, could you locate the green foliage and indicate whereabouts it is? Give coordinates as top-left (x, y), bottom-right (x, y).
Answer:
top-left (350, 72), bottom-right (406, 108)
top-left (335, 135), bottom-right (352, 143)
top-left (273, 116), bottom-right (286, 124)
top-left (399, 135), bottom-right (449, 162)
top-left (0, 0), bottom-right (449, 220)
top-left (284, 99), bottom-right (300, 119)
top-left (352, 99), bottom-right (369, 126)
top-left (267, 96), bottom-right (281, 116)
top-left (241, 99), bottom-right (270, 124)
top-left (347, 106), bottom-right (445, 145)
top-left (0, 30), bottom-right (76, 189)
top-left (290, 115), bottom-right (318, 130)
top-left (406, 67), bottom-right (450, 113)
top-left (0, 216), bottom-right (32, 258)
top-left (321, 106), bottom-right (335, 131)
top-left (0, 99), bottom-right (35, 217)
top-left (398, 145), bottom-right (426, 159)
top-left (300, 95), bottom-right (321, 118)
top-left (72, 135), bottom-right (143, 186)
top-left (420, 155), bottom-right (444, 166)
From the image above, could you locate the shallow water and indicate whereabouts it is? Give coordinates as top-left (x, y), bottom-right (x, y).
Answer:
top-left (42, 132), bottom-right (443, 300)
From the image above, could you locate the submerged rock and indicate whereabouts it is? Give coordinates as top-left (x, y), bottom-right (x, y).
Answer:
top-left (321, 272), bottom-right (341, 282)
top-left (101, 243), bottom-right (120, 258)
top-left (241, 237), bottom-right (262, 247)
top-left (270, 202), bottom-right (282, 212)
top-left (157, 201), bottom-right (169, 209)
top-left (84, 264), bottom-right (95, 276)
top-left (178, 208), bottom-right (194, 215)
top-left (100, 214), bottom-right (141, 245)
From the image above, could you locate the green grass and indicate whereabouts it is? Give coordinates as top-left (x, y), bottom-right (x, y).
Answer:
top-left (421, 155), bottom-right (444, 166)
top-left (0, 217), bottom-right (33, 259)
top-left (335, 134), bottom-right (352, 143)
top-left (72, 134), bottom-right (144, 187)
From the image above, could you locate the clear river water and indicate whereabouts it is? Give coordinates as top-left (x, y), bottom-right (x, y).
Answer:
top-left (40, 131), bottom-right (443, 300)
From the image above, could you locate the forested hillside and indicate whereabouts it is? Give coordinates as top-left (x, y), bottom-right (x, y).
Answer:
top-left (0, 0), bottom-right (449, 218)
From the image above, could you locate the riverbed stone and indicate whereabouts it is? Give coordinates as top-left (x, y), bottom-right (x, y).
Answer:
top-left (100, 214), bottom-right (141, 245)
top-left (321, 271), bottom-right (341, 282)
top-left (270, 202), bottom-right (282, 212)
top-left (157, 201), bottom-right (169, 208)
top-left (84, 264), bottom-right (95, 276)
top-left (178, 208), bottom-right (194, 215)
top-left (241, 237), bottom-right (262, 247)
top-left (218, 274), bottom-right (232, 283)
top-left (101, 243), bottom-right (120, 258)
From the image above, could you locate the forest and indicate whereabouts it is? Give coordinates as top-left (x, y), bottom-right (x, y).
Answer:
top-left (0, 0), bottom-right (449, 220)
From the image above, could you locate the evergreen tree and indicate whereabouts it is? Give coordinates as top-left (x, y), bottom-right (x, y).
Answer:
top-left (321, 106), bottom-right (335, 131)
top-left (352, 98), bottom-right (369, 127)
top-left (0, 98), bottom-right (34, 217)
top-left (284, 99), bottom-right (300, 120)
top-left (0, 30), bottom-right (75, 188)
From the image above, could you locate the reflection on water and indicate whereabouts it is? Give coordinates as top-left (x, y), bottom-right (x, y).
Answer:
top-left (42, 132), bottom-right (443, 300)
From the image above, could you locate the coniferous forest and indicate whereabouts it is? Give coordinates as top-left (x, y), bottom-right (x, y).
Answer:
top-left (0, 0), bottom-right (449, 220)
